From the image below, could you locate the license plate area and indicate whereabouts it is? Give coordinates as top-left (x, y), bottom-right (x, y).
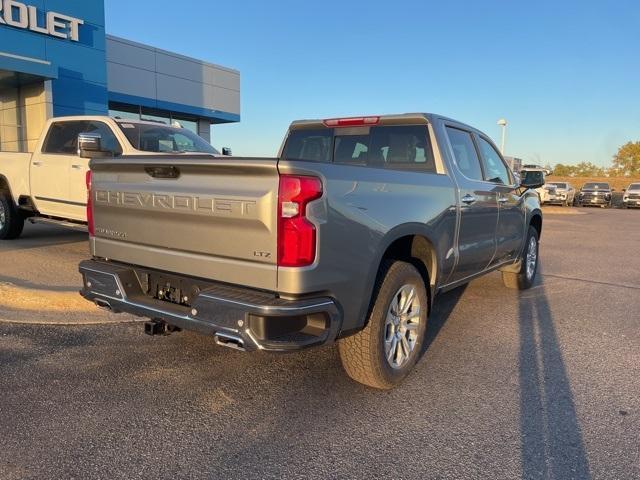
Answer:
top-left (135, 269), bottom-right (206, 307)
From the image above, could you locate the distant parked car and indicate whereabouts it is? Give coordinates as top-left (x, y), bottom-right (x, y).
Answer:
top-left (546, 182), bottom-right (576, 206)
top-left (622, 183), bottom-right (640, 208)
top-left (577, 182), bottom-right (612, 208)
top-left (540, 183), bottom-right (558, 205)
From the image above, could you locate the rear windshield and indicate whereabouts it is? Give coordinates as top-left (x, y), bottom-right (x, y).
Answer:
top-left (116, 121), bottom-right (217, 154)
top-left (582, 183), bottom-right (610, 190)
top-left (282, 125), bottom-right (436, 172)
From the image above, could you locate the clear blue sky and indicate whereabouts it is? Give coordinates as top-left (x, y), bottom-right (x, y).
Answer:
top-left (105, 0), bottom-right (640, 166)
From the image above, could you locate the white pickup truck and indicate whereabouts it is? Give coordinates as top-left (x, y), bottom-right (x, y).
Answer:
top-left (0, 116), bottom-right (223, 239)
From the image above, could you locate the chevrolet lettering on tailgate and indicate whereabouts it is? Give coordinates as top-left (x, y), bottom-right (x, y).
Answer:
top-left (94, 190), bottom-right (258, 218)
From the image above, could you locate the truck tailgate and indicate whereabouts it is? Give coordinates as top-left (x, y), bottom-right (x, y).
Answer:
top-left (89, 156), bottom-right (279, 291)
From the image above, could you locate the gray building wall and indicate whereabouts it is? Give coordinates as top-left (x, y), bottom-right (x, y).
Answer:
top-left (105, 35), bottom-right (240, 128)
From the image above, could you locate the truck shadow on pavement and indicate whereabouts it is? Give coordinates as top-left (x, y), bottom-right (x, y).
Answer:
top-left (517, 270), bottom-right (591, 479)
top-left (422, 283), bottom-right (467, 354)
top-left (0, 225), bottom-right (86, 253)
top-left (0, 272), bottom-right (79, 292)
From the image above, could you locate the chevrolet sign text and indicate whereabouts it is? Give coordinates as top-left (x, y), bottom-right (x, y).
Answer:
top-left (0, 0), bottom-right (83, 41)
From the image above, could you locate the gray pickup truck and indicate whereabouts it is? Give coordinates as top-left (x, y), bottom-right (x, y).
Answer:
top-left (79, 113), bottom-right (543, 389)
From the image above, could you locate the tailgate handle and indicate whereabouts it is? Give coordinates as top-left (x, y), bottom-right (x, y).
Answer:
top-left (145, 166), bottom-right (180, 179)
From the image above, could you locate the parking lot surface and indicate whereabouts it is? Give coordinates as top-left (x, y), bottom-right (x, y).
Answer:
top-left (1, 210), bottom-right (639, 479)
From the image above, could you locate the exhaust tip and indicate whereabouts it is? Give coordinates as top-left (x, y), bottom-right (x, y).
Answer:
top-left (214, 332), bottom-right (246, 351)
top-left (94, 299), bottom-right (112, 311)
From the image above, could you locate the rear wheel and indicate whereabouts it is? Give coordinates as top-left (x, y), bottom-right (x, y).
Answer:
top-left (0, 193), bottom-right (24, 240)
top-left (338, 261), bottom-right (428, 389)
top-left (502, 226), bottom-right (539, 290)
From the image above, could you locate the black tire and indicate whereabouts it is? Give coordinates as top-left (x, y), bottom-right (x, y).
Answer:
top-left (0, 193), bottom-right (25, 240)
top-left (502, 226), bottom-right (539, 290)
top-left (338, 260), bottom-right (428, 390)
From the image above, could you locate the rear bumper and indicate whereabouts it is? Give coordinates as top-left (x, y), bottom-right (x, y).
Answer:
top-left (79, 259), bottom-right (342, 352)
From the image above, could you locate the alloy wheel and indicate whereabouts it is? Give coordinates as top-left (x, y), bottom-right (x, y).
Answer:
top-left (526, 236), bottom-right (537, 280)
top-left (384, 284), bottom-right (421, 369)
top-left (0, 201), bottom-right (6, 229)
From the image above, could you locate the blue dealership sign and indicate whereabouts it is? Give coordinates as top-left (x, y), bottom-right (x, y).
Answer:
top-left (0, 0), bottom-right (108, 115)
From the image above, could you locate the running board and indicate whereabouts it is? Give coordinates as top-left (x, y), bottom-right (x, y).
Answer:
top-left (28, 216), bottom-right (87, 231)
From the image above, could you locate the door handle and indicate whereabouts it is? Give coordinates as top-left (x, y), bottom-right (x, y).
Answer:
top-left (32, 161), bottom-right (43, 166)
top-left (461, 194), bottom-right (476, 205)
top-left (71, 164), bottom-right (83, 169)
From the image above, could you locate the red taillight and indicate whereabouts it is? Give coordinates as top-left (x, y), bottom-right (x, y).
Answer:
top-left (86, 170), bottom-right (94, 237)
top-left (322, 116), bottom-right (380, 127)
top-left (278, 174), bottom-right (323, 267)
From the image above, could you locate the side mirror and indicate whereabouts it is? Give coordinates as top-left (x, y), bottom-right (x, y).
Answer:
top-left (622, 188), bottom-right (626, 192)
top-left (222, 147), bottom-right (232, 156)
top-left (78, 133), bottom-right (115, 159)
top-left (520, 171), bottom-right (545, 190)
top-left (611, 188), bottom-right (616, 192)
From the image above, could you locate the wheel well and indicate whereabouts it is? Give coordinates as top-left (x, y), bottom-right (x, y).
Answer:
top-left (0, 175), bottom-right (9, 195)
top-left (530, 214), bottom-right (542, 238)
top-left (378, 235), bottom-right (436, 302)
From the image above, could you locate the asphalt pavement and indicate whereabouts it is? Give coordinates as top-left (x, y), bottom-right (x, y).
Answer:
top-left (0, 209), bottom-right (639, 479)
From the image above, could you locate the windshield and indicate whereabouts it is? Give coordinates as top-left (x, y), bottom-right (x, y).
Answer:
top-left (628, 184), bottom-right (640, 191)
top-left (582, 183), bottom-right (610, 190)
top-left (548, 182), bottom-right (567, 189)
top-left (116, 121), bottom-right (218, 154)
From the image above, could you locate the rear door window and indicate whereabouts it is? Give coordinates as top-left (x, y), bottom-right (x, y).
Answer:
top-left (43, 121), bottom-right (89, 154)
top-left (43, 121), bottom-right (121, 155)
top-left (369, 125), bottom-right (435, 171)
top-left (445, 127), bottom-right (483, 181)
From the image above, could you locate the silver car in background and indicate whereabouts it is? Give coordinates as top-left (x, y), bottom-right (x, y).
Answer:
top-left (622, 183), bottom-right (640, 208)
top-left (546, 182), bottom-right (577, 206)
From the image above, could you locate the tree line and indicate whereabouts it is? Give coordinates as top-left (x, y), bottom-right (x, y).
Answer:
top-left (553, 141), bottom-right (640, 177)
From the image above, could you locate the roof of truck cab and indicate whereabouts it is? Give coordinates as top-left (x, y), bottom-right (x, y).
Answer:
top-left (288, 113), bottom-right (479, 132)
top-left (45, 115), bottom-right (178, 127)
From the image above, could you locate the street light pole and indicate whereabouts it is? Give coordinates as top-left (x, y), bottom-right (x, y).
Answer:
top-left (497, 118), bottom-right (507, 154)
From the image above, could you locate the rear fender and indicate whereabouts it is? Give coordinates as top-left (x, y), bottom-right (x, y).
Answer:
top-left (355, 223), bottom-right (441, 329)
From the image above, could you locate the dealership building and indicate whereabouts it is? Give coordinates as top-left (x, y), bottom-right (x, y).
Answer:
top-left (0, 0), bottom-right (240, 152)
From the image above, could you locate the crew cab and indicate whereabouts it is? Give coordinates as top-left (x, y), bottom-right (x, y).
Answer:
top-left (78, 113), bottom-right (544, 389)
top-left (577, 182), bottom-right (613, 208)
top-left (0, 116), bottom-right (221, 239)
top-left (622, 183), bottom-right (640, 208)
